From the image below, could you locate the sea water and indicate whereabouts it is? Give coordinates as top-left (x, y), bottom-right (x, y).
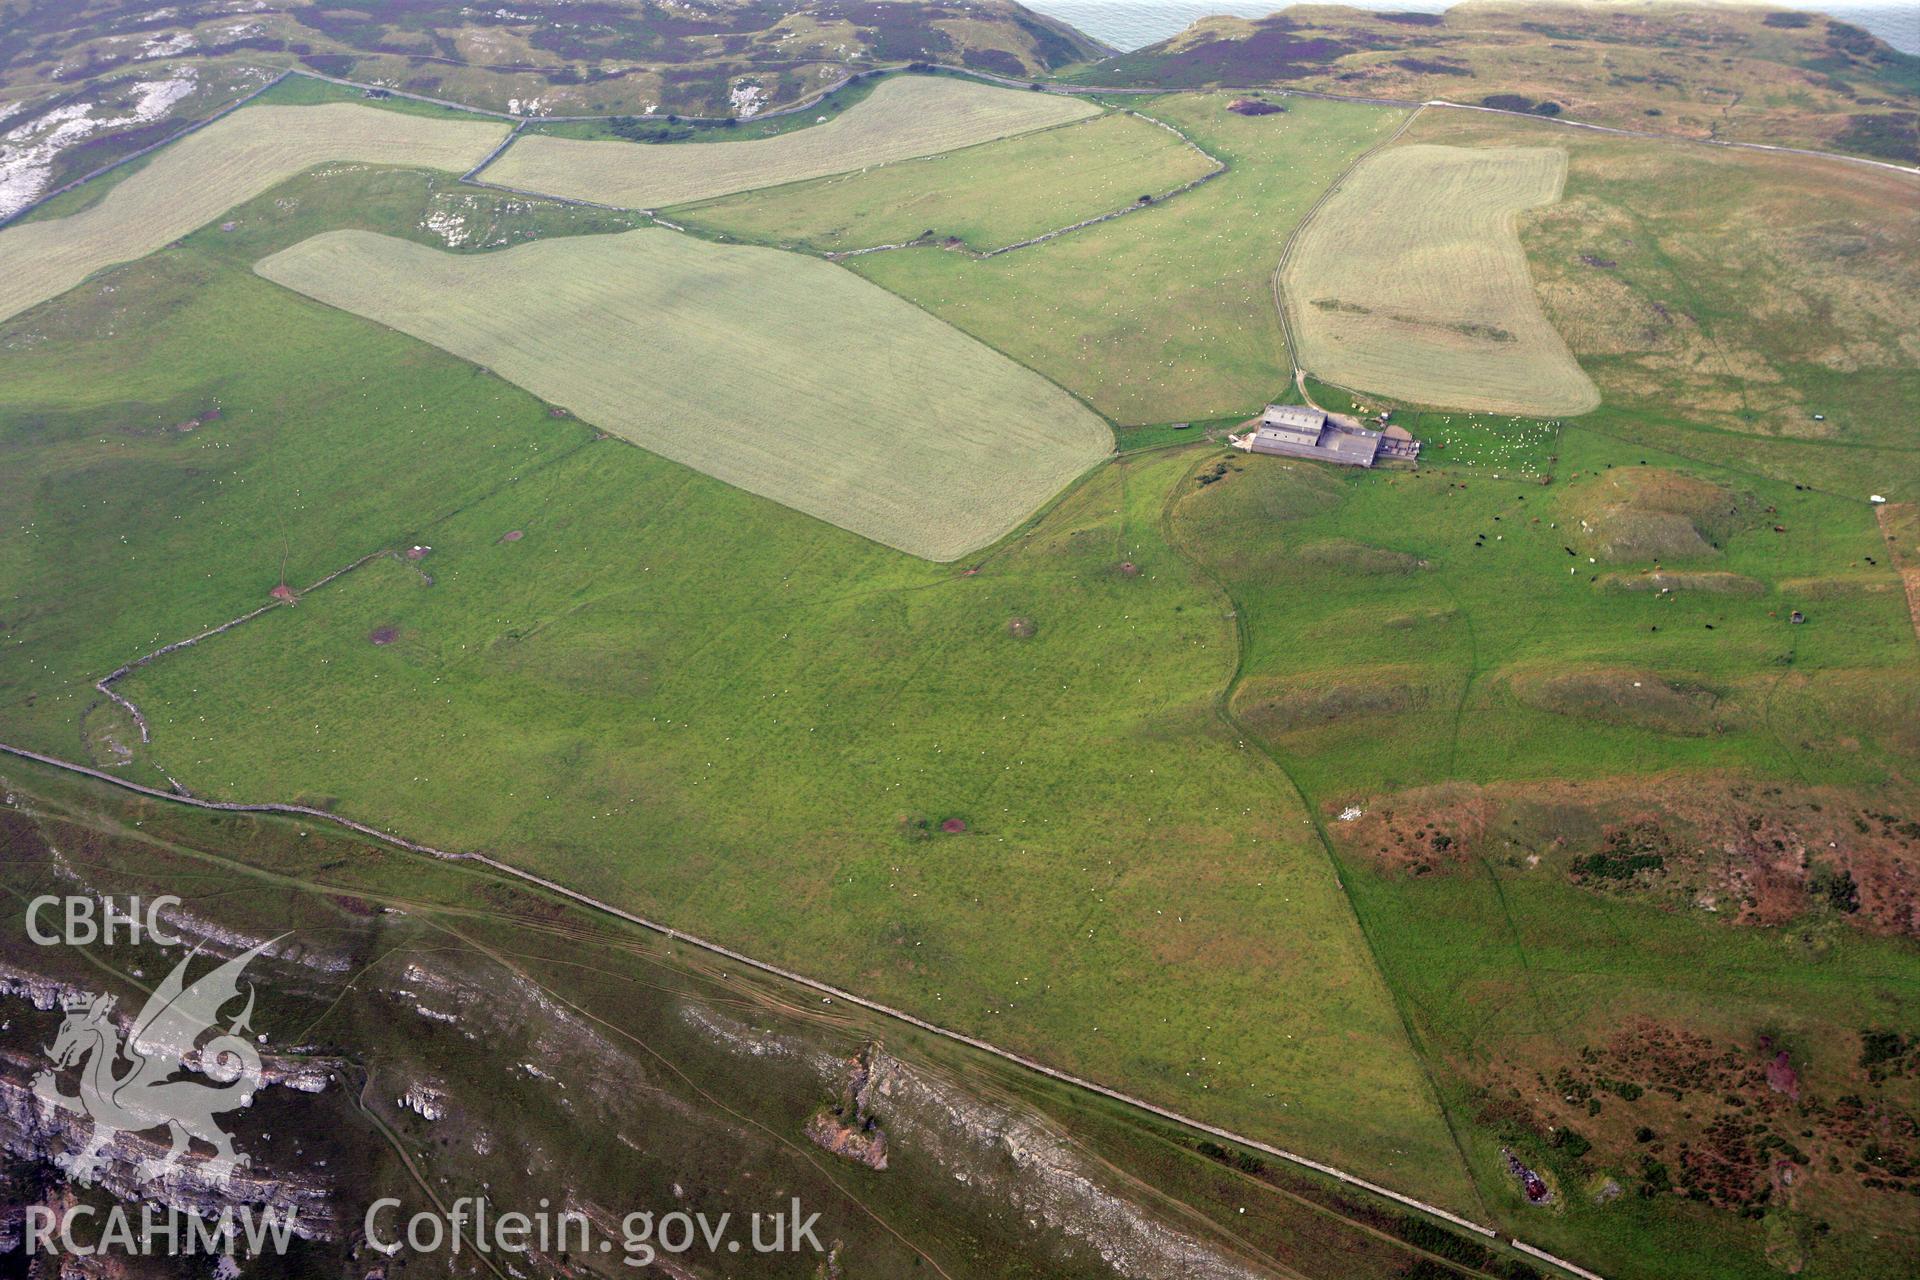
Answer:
top-left (1023, 0), bottom-right (1920, 55)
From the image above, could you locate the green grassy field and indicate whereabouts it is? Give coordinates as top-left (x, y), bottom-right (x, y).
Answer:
top-left (674, 109), bottom-right (1218, 253)
top-left (480, 75), bottom-right (1100, 210)
top-left (1281, 141), bottom-right (1600, 417)
top-left (850, 94), bottom-right (1407, 426)
top-left (255, 226), bottom-right (1111, 561)
top-left (3, 70), bottom-right (1916, 1279)
top-left (0, 103), bottom-right (509, 324)
top-left (0, 163), bottom-right (1473, 1210)
top-left (111, 439), bottom-right (1472, 1207)
top-left (0, 167), bottom-right (636, 761)
top-left (1176, 426), bottom-right (1914, 801)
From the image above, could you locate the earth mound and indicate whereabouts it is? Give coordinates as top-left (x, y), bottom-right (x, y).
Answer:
top-left (1508, 666), bottom-right (1736, 737)
top-left (1233, 667), bottom-right (1432, 735)
top-left (1294, 538), bottom-right (1426, 576)
top-left (1559, 468), bottom-right (1755, 562)
top-left (1596, 570), bottom-right (1764, 596)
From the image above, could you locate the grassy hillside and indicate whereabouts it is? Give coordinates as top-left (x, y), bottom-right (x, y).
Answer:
top-left (2, 757), bottom-right (1569, 1280)
top-left (1166, 415), bottom-right (1920, 1278)
top-left (852, 93), bottom-right (1405, 425)
top-left (0, 163), bottom-right (1472, 1209)
top-left (675, 108), bottom-right (1219, 254)
top-left (0, 0), bottom-right (1109, 124)
top-left (1075, 2), bottom-right (1920, 163)
top-left (1, 52), bottom-right (1915, 1278)
top-left (1392, 106), bottom-right (1920, 465)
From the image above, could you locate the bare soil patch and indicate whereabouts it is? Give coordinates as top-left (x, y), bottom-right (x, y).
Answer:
top-left (369, 626), bottom-right (399, 646)
top-left (1329, 781), bottom-right (1494, 877)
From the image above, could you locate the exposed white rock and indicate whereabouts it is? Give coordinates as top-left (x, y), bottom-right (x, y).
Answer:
top-left (0, 69), bottom-right (199, 218)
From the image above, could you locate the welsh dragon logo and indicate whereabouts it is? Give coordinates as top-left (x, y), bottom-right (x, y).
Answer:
top-left (32, 939), bottom-right (277, 1186)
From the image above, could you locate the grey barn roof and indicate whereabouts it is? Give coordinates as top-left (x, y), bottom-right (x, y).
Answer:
top-left (1261, 404), bottom-right (1327, 432)
top-left (1241, 404), bottom-right (1389, 467)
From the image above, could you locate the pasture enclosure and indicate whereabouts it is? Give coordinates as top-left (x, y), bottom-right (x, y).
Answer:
top-left (853, 94), bottom-right (1406, 425)
top-left (255, 228), bottom-right (1111, 560)
top-left (0, 104), bottom-right (509, 323)
top-left (677, 109), bottom-right (1219, 252)
top-left (1280, 143), bottom-right (1600, 417)
top-left (479, 75), bottom-right (1100, 210)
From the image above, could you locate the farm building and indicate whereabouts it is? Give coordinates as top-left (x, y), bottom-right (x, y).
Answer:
top-left (1229, 405), bottom-right (1420, 468)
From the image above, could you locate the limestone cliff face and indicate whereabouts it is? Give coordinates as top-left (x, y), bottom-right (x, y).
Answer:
top-left (0, 1054), bottom-right (336, 1240)
top-left (687, 1004), bottom-right (1273, 1280)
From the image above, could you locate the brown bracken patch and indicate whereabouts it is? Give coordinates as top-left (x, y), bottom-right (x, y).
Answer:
top-left (1329, 774), bottom-right (1920, 937)
top-left (1331, 782), bottom-right (1493, 877)
top-left (1476, 1019), bottom-right (1919, 1217)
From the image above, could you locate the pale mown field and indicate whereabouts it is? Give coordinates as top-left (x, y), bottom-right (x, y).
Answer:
top-left (1399, 109), bottom-right (1920, 454)
top-left (255, 228), bottom-right (1111, 561)
top-left (0, 103), bottom-right (509, 324)
top-left (676, 109), bottom-right (1218, 252)
top-left (1281, 142), bottom-right (1600, 417)
top-left (481, 75), bottom-right (1100, 210)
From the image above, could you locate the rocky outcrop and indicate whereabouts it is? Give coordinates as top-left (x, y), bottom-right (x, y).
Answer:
top-left (805, 1109), bottom-right (887, 1169)
top-left (399, 1081), bottom-right (447, 1121)
top-left (683, 1000), bottom-right (1271, 1280)
top-left (855, 1045), bottom-right (1271, 1279)
top-left (0, 1053), bottom-right (334, 1239)
top-left (806, 1044), bottom-right (888, 1169)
